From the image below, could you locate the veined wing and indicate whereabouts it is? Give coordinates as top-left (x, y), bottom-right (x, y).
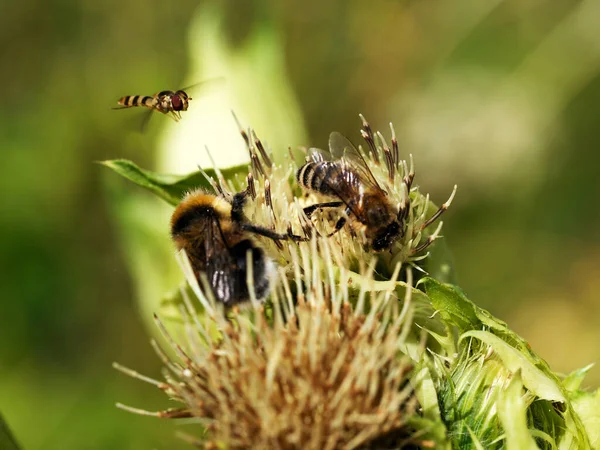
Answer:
top-left (307, 147), bottom-right (326, 163)
top-left (328, 131), bottom-right (385, 193)
top-left (201, 215), bottom-right (243, 305)
top-left (175, 76), bottom-right (226, 97)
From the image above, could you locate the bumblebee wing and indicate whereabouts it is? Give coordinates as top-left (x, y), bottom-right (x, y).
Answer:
top-left (198, 219), bottom-right (240, 305)
top-left (328, 131), bottom-right (385, 192)
top-left (208, 259), bottom-right (239, 305)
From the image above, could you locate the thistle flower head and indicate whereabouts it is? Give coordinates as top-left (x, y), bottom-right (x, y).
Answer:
top-left (116, 238), bottom-right (421, 449)
top-left (107, 114), bottom-right (598, 450)
top-left (232, 115), bottom-right (457, 279)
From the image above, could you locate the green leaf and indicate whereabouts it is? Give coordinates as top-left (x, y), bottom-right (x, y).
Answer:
top-left (418, 277), bottom-right (481, 332)
top-left (563, 364), bottom-right (595, 393)
top-left (497, 372), bottom-right (542, 450)
top-left (460, 330), bottom-right (565, 402)
top-left (570, 388), bottom-right (600, 448)
top-left (425, 235), bottom-right (457, 284)
top-left (0, 413), bottom-right (21, 450)
top-left (100, 159), bottom-right (249, 206)
top-left (413, 366), bottom-right (444, 422)
top-left (466, 426), bottom-right (486, 450)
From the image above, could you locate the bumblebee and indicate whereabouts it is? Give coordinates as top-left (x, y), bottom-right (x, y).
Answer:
top-left (170, 188), bottom-right (299, 306)
top-left (114, 89), bottom-right (192, 122)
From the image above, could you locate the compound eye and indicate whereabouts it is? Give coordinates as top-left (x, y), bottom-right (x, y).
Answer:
top-left (175, 90), bottom-right (188, 99)
top-left (171, 94), bottom-right (183, 111)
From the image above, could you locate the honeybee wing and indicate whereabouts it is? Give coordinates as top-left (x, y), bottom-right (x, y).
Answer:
top-left (302, 145), bottom-right (366, 219)
top-left (307, 147), bottom-right (326, 163)
top-left (328, 132), bottom-right (385, 193)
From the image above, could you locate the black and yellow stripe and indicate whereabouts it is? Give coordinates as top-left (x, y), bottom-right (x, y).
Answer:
top-left (117, 95), bottom-right (155, 108)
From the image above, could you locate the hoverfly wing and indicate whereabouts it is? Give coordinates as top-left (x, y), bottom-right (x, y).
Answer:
top-left (328, 131), bottom-right (384, 192)
top-left (139, 109), bottom-right (155, 132)
top-left (112, 106), bottom-right (157, 133)
top-left (178, 76), bottom-right (226, 94)
top-left (171, 77), bottom-right (227, 105)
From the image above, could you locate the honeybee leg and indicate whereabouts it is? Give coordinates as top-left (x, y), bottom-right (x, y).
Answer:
top-left (327, 207), bottom-right (351, 237)
top-left (302, 201), bottom-right (344, 218)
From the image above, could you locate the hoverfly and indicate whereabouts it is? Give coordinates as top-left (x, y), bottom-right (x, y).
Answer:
top-left (114, 88), bottom-right (192, 122)
top-left (113, 78), bottom-right (223, 127)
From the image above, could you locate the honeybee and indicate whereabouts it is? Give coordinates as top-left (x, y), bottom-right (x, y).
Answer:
top-left (114, 89), bottom-right (192, 122)
top-left (170, 187), bottom-right (301, 306)
top-left (297, 132), bottom-right (449, 252)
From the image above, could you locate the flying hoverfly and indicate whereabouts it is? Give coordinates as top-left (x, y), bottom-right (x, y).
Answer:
top-left (113, 78), bottom-right (223, 127)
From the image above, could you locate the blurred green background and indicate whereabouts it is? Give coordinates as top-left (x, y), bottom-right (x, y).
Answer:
top-left (2, 0), bottom-right (600, 448)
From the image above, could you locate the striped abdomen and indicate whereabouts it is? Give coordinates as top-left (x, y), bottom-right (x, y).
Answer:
top-left (296, 161), bottom-right (361, 198)
top-left (117, 95), bottom-right (156, 109)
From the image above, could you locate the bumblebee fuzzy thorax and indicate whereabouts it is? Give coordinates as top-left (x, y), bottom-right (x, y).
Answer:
top-left (170, 191), bottom-right (233, 245)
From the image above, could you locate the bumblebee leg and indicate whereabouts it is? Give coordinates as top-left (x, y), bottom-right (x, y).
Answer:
top-left (303, 201), bottom-right (344, 218)
top-left (231, 190), bottom-right (249, 224)
top-left (241, 223), bottom-right (307, 242)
